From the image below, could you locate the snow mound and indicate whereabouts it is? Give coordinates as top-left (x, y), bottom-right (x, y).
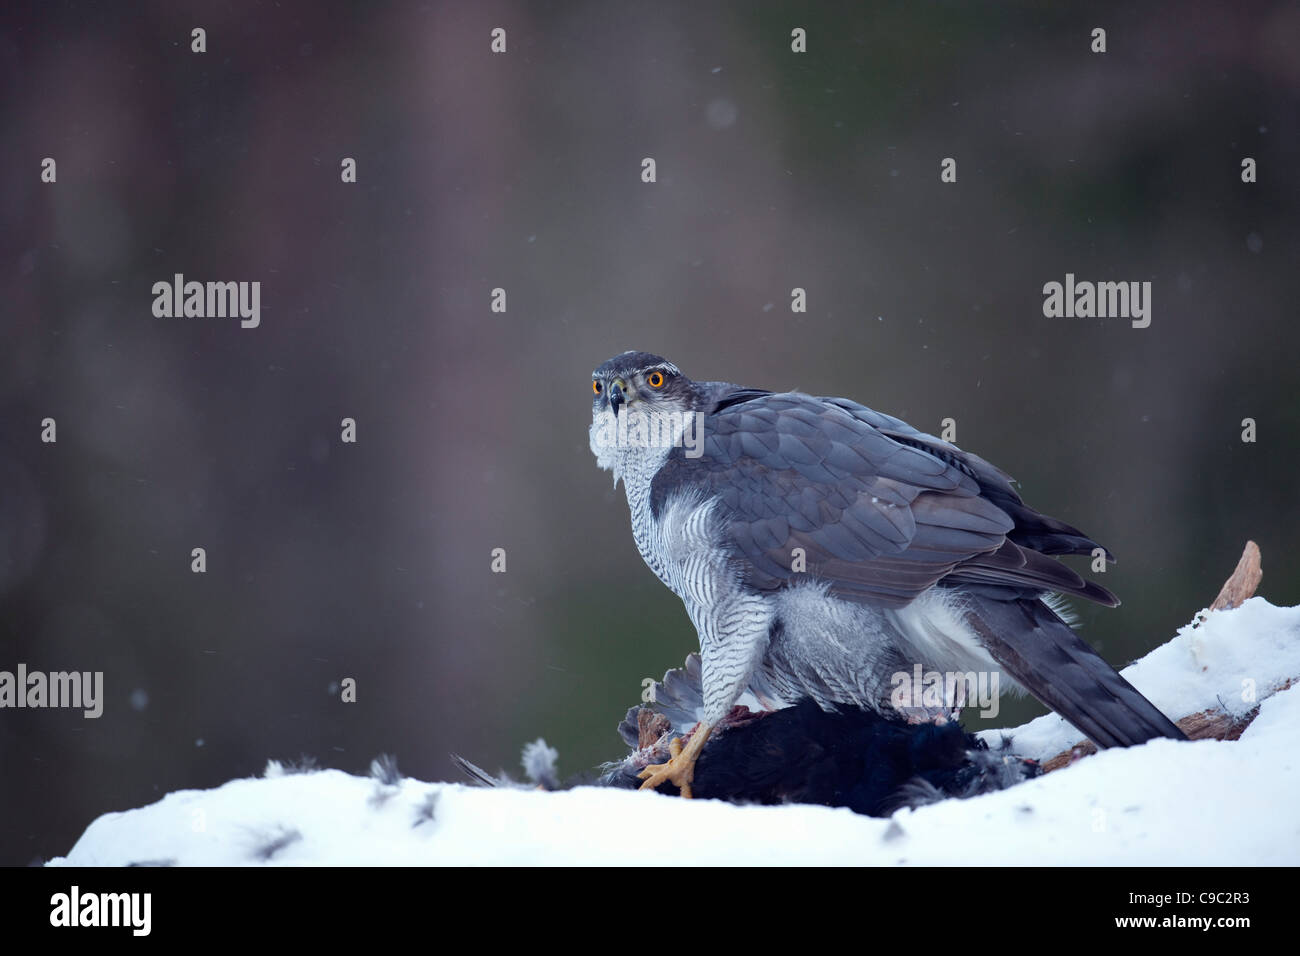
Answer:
top-left (47, 599), bottom-right (1300, 866)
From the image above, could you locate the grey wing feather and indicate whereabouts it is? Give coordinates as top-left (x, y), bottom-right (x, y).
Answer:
top-left (653, 390), bottom-right (1116, 609)
top-left (827, 397), bottom-right (1117, 562)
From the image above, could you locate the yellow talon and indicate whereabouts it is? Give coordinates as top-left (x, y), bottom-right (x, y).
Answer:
top-left (638, 723), bottom-right (713, 798)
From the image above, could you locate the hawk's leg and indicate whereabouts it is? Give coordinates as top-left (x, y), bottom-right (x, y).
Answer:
top-left (639, 572), bottom-right (769, 798)
top-left (638, 722), bottom-right (713, 798)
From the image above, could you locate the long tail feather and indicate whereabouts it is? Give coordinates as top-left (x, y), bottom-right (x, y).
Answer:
top-left (968, 599), bottom-right (1185, 748)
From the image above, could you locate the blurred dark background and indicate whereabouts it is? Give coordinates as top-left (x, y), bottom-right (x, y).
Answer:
top-left (1, 0), bottom-right (1297, 865)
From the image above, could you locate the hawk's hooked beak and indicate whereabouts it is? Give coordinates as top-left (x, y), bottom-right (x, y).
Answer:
top-left (608, 379), bottom-right (626, 416)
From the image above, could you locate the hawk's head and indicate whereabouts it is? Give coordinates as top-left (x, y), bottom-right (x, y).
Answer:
top-left (589, 351), bottom-right (703, 480)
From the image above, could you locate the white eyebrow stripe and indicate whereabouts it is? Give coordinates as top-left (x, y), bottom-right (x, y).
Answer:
top-left (591, 360), bottom-right (681, 378)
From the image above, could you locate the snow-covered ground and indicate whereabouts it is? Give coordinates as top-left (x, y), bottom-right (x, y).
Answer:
top-left (48, 598), bottom-right (1300, 866)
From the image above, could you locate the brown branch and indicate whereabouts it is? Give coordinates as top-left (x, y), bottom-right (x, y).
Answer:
top-left (1210, 540), bottom-right (1262, 611)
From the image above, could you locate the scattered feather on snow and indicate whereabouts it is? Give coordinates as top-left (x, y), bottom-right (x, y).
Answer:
top-left (369, 754), bottom-right (402, 787)
top-left (521, 739), bottom-right (560, 789)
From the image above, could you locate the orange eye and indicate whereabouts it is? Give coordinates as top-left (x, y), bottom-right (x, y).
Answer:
top-left (592, 380), bottom-right (602, 394)
top-left (648, 371), bottom-right (665, 388)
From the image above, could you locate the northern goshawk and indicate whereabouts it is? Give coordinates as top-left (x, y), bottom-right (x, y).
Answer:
top-left (589, 351), bottom-right (1185, 796)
